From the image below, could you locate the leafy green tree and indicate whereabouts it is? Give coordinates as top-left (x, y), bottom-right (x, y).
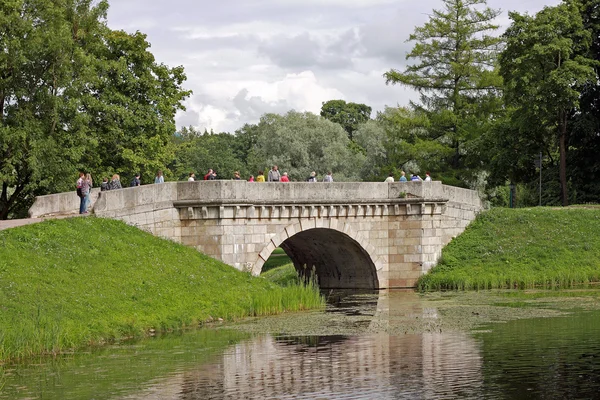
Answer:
top-left (0, 0), bottom-right (108, 219)
top-left (567, 0), bottom-right (600, 203)
top-left (500, 2), bottom-right (598, 206)
top-left (247, 111), bottom-right (364, 181)
top-left (0, 0), bottom-right (189, 218)
top-left (320, 100), bottom-right (372, 141)
top-left (171, 127), bottom-right (248, 181)
top-left (384, 0), bottom-right (503, 183)
top-left (352, 121), bottom-right (388, 181)
top-left (80, 29), bottom-right (190, 185)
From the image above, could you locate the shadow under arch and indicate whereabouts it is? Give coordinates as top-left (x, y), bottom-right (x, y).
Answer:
top-left (259, 228), bottom-right (379, 289)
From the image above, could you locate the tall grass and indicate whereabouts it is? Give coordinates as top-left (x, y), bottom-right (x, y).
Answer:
top-left (0, 218), bottom-right (324, 363)
top-left (417, 207), bottom-right (600, 291)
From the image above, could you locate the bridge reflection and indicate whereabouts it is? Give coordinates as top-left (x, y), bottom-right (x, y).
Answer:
top-left (126, 291), bottom-right (484, 399)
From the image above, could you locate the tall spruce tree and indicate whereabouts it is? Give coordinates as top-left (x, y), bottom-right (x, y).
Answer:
top-left (384, 0), bottom-right (502, 181)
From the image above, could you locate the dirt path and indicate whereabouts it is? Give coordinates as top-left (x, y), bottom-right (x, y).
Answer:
top-left (0, 214), bottom-right (81, 231)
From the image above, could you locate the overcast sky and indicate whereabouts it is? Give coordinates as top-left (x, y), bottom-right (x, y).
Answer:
top-left (107, 0), bottom-right (560, 133)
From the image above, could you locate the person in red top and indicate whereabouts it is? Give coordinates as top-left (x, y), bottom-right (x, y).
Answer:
top-left (203, 169), bottom-right (213, 180)
top-left (280, 172), bottom-right (290, 182)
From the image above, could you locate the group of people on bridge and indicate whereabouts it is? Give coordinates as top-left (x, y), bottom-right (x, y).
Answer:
top-left (75, 167), bottom-right (430, 214)
top-left (384, 171), bottom-right (431, 183)
top-left (186, 165), bottom-right (334, 183)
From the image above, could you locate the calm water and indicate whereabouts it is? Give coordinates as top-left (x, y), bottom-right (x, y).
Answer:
top-left (2, 291), bottom-right (600, 399)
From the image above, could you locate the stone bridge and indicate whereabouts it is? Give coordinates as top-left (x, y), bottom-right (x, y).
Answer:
top-left (29, 181), bottom-right (483, 289)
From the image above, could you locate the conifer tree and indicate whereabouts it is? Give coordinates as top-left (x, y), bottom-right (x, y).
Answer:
top-left (384, 0), bottom-right (503, 173)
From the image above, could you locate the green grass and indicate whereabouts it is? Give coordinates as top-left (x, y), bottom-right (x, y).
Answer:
top-left (261, 247), bottom-right (292, 273)
top-left (417, 207), bottom-right (600, 291)
top-left (0, 218), bottom-right (324, 363)
top-left (262, 263), bottom-right (300, 286)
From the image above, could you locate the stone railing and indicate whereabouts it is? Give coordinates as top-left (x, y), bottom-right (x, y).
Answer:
top-left (28, 181), bottom-right (483, 218)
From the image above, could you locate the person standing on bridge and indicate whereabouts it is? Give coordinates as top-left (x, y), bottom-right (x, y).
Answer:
top-left (280, 172), bottom-right (290, 182)
top-left (188, 172), bottom-right (195, 182)
top-left (399, 171), bottom-right (407, 182)
top-left (256, 171), bottom-right (265, 182)
top-left (109, 174), bottom-right (122, 190)
top-left (130, 173), bottom-right (141, 187)
top-left (323, 172), bottom-right (333, 182)
top-left (268, 165), bottom-right (280, 182)
top-left (307, 171), bottom-right (317, 182)
top-left (84, 173), bottom-right (93, 212)
top-left (203, 169), bottom-right (213, 180)
top-left (76, 172), bottom-right (87, 214)
top-left (154, 170), bottom-right (164, 184)
top-left (384, 173), bottom-right (394, 183)
top-left (101, 177), bottom-right (110, 191)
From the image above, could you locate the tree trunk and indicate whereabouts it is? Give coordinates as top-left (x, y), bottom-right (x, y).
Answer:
top-left (558, 111), bottom-right (569, 206)
top-left (0, 183), bottom-right (9, 220)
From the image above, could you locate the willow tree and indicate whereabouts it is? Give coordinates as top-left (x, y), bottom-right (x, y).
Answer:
top-left (500, 2), bottom-right (597, 206)
top-left (384, 0), bottom-right (503, 180)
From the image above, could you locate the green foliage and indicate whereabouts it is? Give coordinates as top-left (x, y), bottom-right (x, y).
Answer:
top-left (500, 2), bottom-right (598, 206)
top-left (246, 111), bottom-right (365, 181)
top-left (418, 207), bottom-right (600, 290)
top-left (320, 99), bottom-right (372, 140)
top-left (0, 0), bottom-right (190, 219)
top-left (0, 218), bottom-right (324, 362)
top-left (171, 127), bottom-right (248, 181)
top-left (384, 0), bottom-right (503, 185)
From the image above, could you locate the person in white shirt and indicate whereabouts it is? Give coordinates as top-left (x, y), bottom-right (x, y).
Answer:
top-left (323, 172), bottom-right (333, 182)
top-left (384, 173), bottom-right (394, 183)
top-left (155, 170), bottom-right (164, 184)
top-left (188, 172), bottom-right (195, 181)
top-left (424, 172), bottom-right (432, 182)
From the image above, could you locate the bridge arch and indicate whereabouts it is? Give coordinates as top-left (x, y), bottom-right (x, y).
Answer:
top-left (253, 222), bottom-right (382, 289)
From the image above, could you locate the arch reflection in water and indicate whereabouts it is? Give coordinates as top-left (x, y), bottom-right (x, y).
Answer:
top-left (171, 333), bottom-right (482, 399)
top-left (168, 291), bottom-right (483, 399)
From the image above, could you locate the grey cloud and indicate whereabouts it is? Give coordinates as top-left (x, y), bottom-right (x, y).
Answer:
top-left (356, 14), bottom-right (416, 66)
top-left (258, 33), bottom-right (321, 69)
top-left (176, 109), bottom-right (200, 128)
top-left (258, 32), bottom-right (357, 71)
top-left (231, 89), bottom-right (290, 121)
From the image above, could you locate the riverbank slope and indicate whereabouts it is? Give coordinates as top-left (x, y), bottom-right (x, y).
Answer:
top-left (0, 217), bottom-right (323, 363)
top-left (418, 207), bottom-right (600, 290)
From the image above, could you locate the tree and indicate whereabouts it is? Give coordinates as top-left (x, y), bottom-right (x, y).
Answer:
top-left (0, 0), bottom-right (108, 219)
top-left (247, 111), bottom-right (364, 181)
top-left (500, 2), bottom-right (598, 206)
top-left (171, 127), bottom-right (248, 180)
top-left (567, 0), bottom-right (600, 203)
top-left (384, 0), bottom-right (503, 182)
top-left (0, 0), bottom-right (189, 219)
top-left (320, 100), bottom-right (372, 141)
top-left (80, 29), bottom-right (190, 186)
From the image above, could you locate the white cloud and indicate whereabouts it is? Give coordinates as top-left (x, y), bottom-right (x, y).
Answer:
top-left (108, 0), bottom-right (562, 133)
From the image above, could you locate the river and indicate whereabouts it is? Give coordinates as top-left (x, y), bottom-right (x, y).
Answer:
top-left (2, 289), bottom-right (600, 399)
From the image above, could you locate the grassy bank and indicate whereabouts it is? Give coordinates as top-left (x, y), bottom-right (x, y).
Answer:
top-left (0, 218), bottom-right (324, 363)
top-left (262, 263), bottom-right (300, 286)
top-left (418, 207), bottom-right (600, 291)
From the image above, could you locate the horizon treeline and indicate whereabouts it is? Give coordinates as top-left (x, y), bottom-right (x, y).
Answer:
top-left (2, 0), bottom-right (599, 219)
